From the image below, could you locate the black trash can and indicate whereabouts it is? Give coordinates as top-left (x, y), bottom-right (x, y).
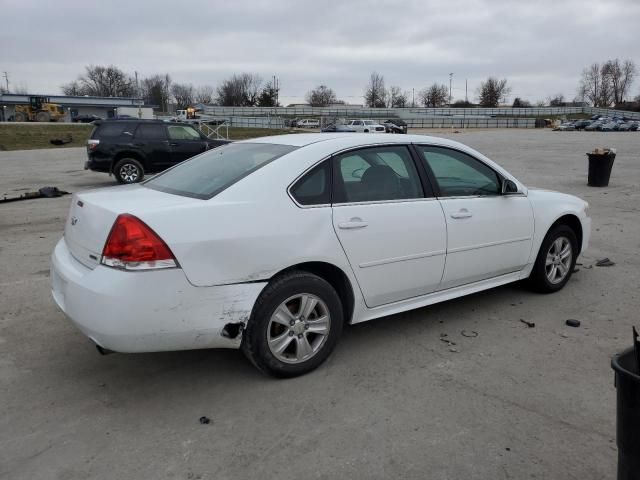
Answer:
top-left (612, 347), bottom-right (640, 480)
top-left (587, 152), bottom-right (616, 187)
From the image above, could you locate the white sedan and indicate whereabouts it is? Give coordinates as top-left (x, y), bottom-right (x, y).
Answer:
top-left (346, 119), bottom-right (387, 133)
top-left (51, 134), bottom-right (590, 377)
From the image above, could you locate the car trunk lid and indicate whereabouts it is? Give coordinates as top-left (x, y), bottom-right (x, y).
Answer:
top-left (64, 185), bottom-right (199, 269)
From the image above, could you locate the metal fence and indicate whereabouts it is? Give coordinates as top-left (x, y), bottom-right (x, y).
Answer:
top-left (404, 117), bottom-right (536, 128)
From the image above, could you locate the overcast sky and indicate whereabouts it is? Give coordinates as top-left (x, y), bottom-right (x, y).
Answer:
top-left (1, 0), bottom-right (639, 105)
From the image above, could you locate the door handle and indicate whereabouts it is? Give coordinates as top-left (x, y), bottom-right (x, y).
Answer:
top-left (338, 218), bottom-right (368, 229)
top-left (450, 209), bottom-right (472, 219)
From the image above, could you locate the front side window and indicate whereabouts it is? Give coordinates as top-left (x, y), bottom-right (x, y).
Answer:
top-left (167, 125), bottom-right (201, 140)
top-left (418, 146), bottom-right (501, 197)
top-left (333, 146), bottom-right (424, 203)
top-left (144, 143), bottom-right (298, 199)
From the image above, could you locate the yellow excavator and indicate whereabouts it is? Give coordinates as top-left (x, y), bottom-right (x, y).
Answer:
top-left (14, 96), bottom-right (65, 122)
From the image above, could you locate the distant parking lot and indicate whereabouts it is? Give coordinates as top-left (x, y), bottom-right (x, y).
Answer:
top-left (1, 129), bottom-right (639, 479)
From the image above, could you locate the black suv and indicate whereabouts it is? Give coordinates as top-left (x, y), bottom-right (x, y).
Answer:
top-left (86, 120), bottom-right (230, 183)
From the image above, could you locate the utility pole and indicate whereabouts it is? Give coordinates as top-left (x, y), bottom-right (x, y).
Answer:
top-left (2, 72), bottom-right (9, 93)
top-left (412, 87), bottom-right (415, 107)
top-left (449, 73), bottom-right (454, 106)
top-left (465, 79), bottom-right (468, 103)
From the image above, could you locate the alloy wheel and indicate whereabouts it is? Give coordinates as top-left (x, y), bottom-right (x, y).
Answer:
top-left (267, 293), bottom-right (331, 364)
top-left (545, 236), bottom-right (573, 284)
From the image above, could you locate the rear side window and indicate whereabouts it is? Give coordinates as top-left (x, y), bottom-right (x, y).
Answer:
top-left (290, 161), bottom-right (331, 206)
top-left (135, 124), bottom-right (166, 140)
top-left (92, 122), bottom-right (138, 139)
top-left (144, 143), bottom-right (298, 199)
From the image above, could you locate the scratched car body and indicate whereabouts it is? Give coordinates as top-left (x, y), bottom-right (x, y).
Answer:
top-left (51, 134), bottom-right (590, 377)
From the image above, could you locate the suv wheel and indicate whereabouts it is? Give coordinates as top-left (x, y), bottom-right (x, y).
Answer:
top-left (114, 158), bottom-right (144, 184)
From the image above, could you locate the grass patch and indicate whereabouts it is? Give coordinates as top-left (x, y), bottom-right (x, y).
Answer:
top-left (0, 124), bottom-right (92, 151)
top-left (223, 127), bottom-right (298, 140)
top-left (0, 124), bottom-right (297, 151)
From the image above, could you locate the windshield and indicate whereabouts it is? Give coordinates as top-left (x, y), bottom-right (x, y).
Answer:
top-left (144, 142), bottom-right (298, 199)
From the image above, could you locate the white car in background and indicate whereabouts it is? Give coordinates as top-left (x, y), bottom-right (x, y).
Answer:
top-left (51, 134), bottom-right (590, 377)
top-left (346, 119), bottom-right (387, 133)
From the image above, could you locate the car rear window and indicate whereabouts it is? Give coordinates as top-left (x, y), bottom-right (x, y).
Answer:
top-left (143, 143), bottom-right (298, 199)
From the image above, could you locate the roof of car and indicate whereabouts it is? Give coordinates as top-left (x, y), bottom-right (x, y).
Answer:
top-left (240, 133), bottom-right (469, 149)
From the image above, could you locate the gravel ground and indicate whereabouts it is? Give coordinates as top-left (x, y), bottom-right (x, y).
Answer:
top-left (1, 129), bottom-right (639, 480)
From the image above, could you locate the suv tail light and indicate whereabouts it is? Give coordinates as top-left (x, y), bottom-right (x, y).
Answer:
top-left (101, 214), bottom-right (178, 270)
top-left (87, 139), bottom-right (100, 151)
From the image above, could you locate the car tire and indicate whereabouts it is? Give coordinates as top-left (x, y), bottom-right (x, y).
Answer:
top-left (241, 271), bottom-right (344, 378)
top-left (14, 112), bottom-right (27, 122)
top-left (528, 224), bottom-right (578, 293)
top-left (113, 158), bottom-right (144, 184)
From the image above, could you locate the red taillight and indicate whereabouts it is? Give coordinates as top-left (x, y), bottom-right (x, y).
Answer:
top-left (101, 214), bottom-right (177, 270)
top-left (87, 139), bottom-right (100, 151)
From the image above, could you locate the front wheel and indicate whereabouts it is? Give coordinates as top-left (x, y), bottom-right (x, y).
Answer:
top-left (528, 225), bottom-right (578, 293)
top-left (113, 158), bottom-right (144, 184)
top-left (242, 271), bottom-right (343, 378)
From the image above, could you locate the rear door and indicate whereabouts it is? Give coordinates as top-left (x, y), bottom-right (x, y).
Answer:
top-left (133, 123), bottom-right (171, 170)
top-left (415, 145), bottom-right (534, 289)
top-left (331, 145), bottom-right (447, 307)
top-left (167, 124), bottom-right (209, 164)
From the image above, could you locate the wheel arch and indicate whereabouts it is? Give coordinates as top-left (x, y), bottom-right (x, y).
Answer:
top-left (549, 214), bottom-right (583, 254)
top-left (269, 261), bottom-right (356, 324)
top-left (111, 151), bottom-right (146, 173)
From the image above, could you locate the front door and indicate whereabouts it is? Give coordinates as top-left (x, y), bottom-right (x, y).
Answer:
top-left (132, 123), bottom-right (172, 170)
top-left (415, 145), bottom-right (534, 290)
top-left (166, 124), bottom-right (208, 164)
top-left (331, 145), bottom-right (447, 308)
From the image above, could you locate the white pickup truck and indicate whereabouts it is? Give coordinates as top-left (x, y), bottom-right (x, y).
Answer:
top-left (345, 119), bottom-right (387, 133)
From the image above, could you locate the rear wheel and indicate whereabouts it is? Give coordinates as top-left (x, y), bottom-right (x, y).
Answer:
top-left (113, 158), bottom-right (144, 184)
top-left (35, 111), bottom-right (50, 122)
top-left (242, 271), bottom-right (343, 378)
top-left (528, 225), bottom-right (578, 293)
top-left (14, 112), bottom-right (27, 122)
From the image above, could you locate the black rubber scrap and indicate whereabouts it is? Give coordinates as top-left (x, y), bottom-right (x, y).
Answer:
top-left (199, 416), bottom-right (211, 425)
top-left (520, 319), bottom-right (535, 328)
top-left (566, 319), bottom-right (581, 328)
top-left (596, 258), bottom-right (615, 267)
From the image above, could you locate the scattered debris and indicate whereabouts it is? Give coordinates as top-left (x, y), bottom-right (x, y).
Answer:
top-left (449, 347), bottom-right (459, 353)
top-left (439, 334), bottom-right (456, 346)
top-left (572, 268), bottom-right (580, 273)
top-left (520, 319), bottom-right (535, 328)
top-left (461, 330), bottom-right (478, 338)
top-left (566, 319), bottom-right (581, 328)
top-left (49, 134), bottom-right (73, 146)
top-left (1, 186), bottom-right (70, 203)
top-left (505, 447), bottom-right (511, 452)
top-left (199, 416), bottom-right (211, 425)
top-left (596, 258), bottom-right (615, 267)
top-left (584, 265), bottom-right (593, 269)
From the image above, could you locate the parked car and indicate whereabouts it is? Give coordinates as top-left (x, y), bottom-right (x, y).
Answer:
top-left (346, 119), bottom-right (387, 133)
top-left (600, 121), bottom-right (619, 132)
top-left (296, 119), bottom-right (320, 129)
top-left (383, 119), bottom-right (408, 134)
top-left (72, 114), bottom-right (102, 123)
top-left (553, 122), bottom-right (576, 131)
top-left (320, 123), bottom-right (356, 133)
top-left (585, 121), bottom-right (603, 131)
top-left (85, 120), bottom-right (229, 184)
top-left (617, 122), bottom-right (632, 131)
top-left (628, 122), bottom-right (639, 131)
top-left (52, 133), bottom-right (590, 377)
top-left (573, 119), bottom-right (591, 130)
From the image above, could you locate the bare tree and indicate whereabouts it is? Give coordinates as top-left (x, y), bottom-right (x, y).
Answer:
top-left (512, 97), bottom-right (531, 107)
top-left (364, 72), bottom-right (387, 108)
top-left (579, 63), bottom-right (613, 107)
top-left (216, 73), bottom-right (263, 106)
top-left (62, 65), bottom-right (135, 97)
top-left (140, 74), bottom-right (172, 111)
top-left (477, 77), bottom-right (511, 107)
top-left (194, 85), bottom-right (215, 104)
top-left (603, 59), bottom-right (636, 105)
top-left (305, 85), bottom-right (338, 106)
top-left (171, 83), bottom-right (194, 109)
top-left (387, 86), bottom-right (409, 107)
top-left (419, 83), bottom-right (448, 107)
top-left (547, 93), bottom-right (565, 107)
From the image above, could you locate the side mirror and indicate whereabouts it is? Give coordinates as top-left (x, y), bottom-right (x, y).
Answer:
top-left (501, 179), bottom-right (519, 195)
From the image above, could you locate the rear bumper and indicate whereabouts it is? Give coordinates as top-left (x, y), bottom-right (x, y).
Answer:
top-left (50, 238), bottom-right (267, 353)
